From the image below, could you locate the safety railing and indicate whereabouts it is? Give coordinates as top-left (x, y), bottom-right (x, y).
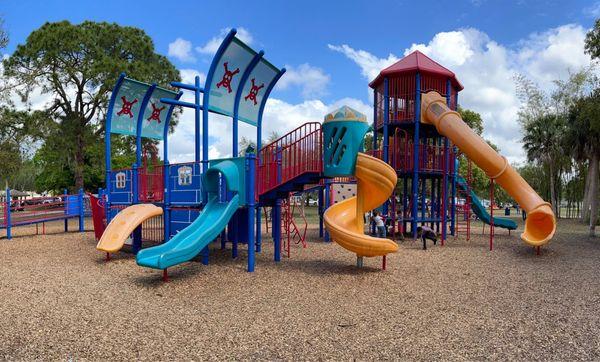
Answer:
top-left (139, 164), bottom-right (164, 202)
top-left (1, 190), bottom-right (85, 238)
top-left (258, 122), bottom-right (322, 195)
top-left (369, 132), bottom-right (456, 174)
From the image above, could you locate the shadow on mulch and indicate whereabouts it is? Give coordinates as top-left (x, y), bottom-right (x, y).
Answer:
top-left (282, 258), bottom-right (384, 276)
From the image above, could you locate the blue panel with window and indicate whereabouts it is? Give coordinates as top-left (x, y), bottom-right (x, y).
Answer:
top-left (109, 169), bottom-right (133, 204)
top-left (167, 162), bottom-right (202, 205)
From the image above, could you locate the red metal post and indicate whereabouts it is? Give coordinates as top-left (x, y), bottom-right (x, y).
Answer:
top-left (162, 269), bottom-right (169, 282)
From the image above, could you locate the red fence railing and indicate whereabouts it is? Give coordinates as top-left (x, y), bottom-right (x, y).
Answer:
top-left (139, 165), bottom-right (164, 202)
top-left (1, 193), bottom-right (80, 227)
top-left (258, 122), bottom-right (322, 195)
top-left (368, 129), bottom-right (455, 174)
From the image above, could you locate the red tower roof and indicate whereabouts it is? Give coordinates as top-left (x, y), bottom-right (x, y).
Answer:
top-left (369, 50), bottom-right (464, 91)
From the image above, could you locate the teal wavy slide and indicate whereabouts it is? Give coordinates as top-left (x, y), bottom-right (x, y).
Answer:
top-left (456, 176), bottom-right (517, 230)
top-left (136, 159), bottom-right (242, 270)
top-left (136, 194), bottom-right (239, 270)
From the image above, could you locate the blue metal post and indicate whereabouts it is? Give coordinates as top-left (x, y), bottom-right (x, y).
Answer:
top-left (451, 89), bottom-right (459, 235)
top-left (105, 73), bottom-right (126, 234)
top-left (318, 185), bottom-right (324, 238)
top-left (383, 78), bottom-right (390, 217)
top-left (412, 73), bottom-right (421, 238)
top-left (273, 199), bottom-right (281, 262)
top-left (442, 79), bottom-right (451, 240)
top-left (78, 188), bottom-right (84, 232)
top-left (255, 68), bottom-right (285, 253)
top-left (246, 153), bottom-right (256, 272)
top-left (256, 131), bottom-right (262, 253)
top-left (451, 146), bottom-right (458, 235)
top-left (64, 188), bottom-right (69, 232)
top-left (324, 179), bottom-right (331, 241)
top-left (133, 84), bottom-right (156, 254)
top-left (5, 188), bottom-right (11, 239)
top-left (162, 92), bottom-right (182, 243)
top-left (373, 88), bottom-right (378, 152)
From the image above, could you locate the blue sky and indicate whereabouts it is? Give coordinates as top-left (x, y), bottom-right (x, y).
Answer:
top-left (2, 0), bottom-right (599, 162)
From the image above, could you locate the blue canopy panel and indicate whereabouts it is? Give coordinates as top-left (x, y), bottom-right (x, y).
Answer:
top-left (238, 58), bottom-right (280, 126)
top-left (207, 36), bottom-right (281, 126)
top-left (208, 37), bottom-right (256, 118)
top-left (140, 87), bottom-right (180, 139)
top-left (109, 77), bottom-right (178, 140)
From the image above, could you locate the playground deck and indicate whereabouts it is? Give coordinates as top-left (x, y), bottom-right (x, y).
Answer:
top-left (0, 218), bottom-right (598, 360)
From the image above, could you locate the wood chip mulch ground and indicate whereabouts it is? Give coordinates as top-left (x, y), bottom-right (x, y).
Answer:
top-left (0, 218), bottom-right (598, 360)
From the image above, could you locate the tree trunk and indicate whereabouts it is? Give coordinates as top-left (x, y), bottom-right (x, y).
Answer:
top-left (589, 153), bottom-right (599, 237)
top-left (74, 120), bottom-right (85, 190)
top-left (582, 161), bottom-right (592, 223)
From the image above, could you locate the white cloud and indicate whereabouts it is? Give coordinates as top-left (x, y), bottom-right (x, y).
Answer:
top-left (518, 24), bottom-right (591, 88)
top-left (196, 27), bottom-right (254, 55)
top-left (328, 25), bottom-right (595, 164)
top-left (276, 63), bottom-right (331, 98)
top-left (178, 69), bottom-right (206, 86)
top-left (168, 38), bottom-right (196, 63)
top-left (328, 44), bottom-right (398, 81)
top-left (583, 1), bottom-right (600, 17)
top-left (162, 96), bottom-right (371, 162)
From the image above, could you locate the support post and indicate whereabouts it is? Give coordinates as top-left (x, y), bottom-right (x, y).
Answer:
top-left (411, 72), bottom-right (421, 238)
top-left (246, 153), bottom-right (256, 272)
top-left (356, 256), bottom-right (364, 268)
top-left (373, 87), bottom-right (378, 152)
top-left (490, 178), bottom-right (495, 251)
top-left (324, 179), bottom-right (331, 241)
top-left (5, 188), bottom-right (11, 240)
top-left (78, 188), bottom-right (84, 232)
top-left (64, 188), bottom-right (69, 232)
top-left (273, 199), bottom-right (282, 262)
top-left (442, 79), bottom-right (451, 243)
top-left (451, 147), bottom-right (458, 236)
top-left (382, 77), bottom-right (390, 217)
top-left (318, 185), bottom-right (324, 238)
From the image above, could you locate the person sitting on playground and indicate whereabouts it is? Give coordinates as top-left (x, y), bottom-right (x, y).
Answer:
top-left (372, 211), bottom-right (386, 238)
top-left (417, 225), bottom-right (437, 250)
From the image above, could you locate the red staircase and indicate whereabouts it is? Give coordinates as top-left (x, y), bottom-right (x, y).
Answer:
top-left (257, 122), bottom-right (323, 203)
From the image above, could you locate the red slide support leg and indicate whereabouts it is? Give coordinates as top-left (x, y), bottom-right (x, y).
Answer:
top-left (162, 269), bottom-right (169, 282)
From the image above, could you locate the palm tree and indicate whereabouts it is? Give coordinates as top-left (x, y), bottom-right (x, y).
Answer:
top-left (567, 91), bottom-right (600, 236)
top-left (522, 114), bottom-right (567, 216)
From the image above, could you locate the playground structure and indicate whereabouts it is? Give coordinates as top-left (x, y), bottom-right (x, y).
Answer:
top-left (91, 31), bottom-right (556, 280)
top-left (2, 189), bottom-right (86, 239)
top-left (96, 29), bottom-right (285, 277)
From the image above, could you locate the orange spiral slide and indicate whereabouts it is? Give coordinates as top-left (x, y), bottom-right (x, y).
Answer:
top-left (324, 153), bottom-right (399, 257)
top-left (421, 91), bottom-right (556, 246)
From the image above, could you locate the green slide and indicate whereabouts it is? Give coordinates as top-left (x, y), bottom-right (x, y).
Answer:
top-left (456, 175), bottom-right (517, 230)
top-left (136, 160), bottom-right (241, 270)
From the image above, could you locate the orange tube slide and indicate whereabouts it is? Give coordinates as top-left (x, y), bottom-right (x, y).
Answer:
top-left (324, 153), bottom-right (399, 257)
top-left (421, 91), bottom-right (556, 246)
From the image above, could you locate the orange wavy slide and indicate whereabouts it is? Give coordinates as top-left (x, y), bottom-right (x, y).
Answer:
top-left (421, 91), bottom-right (556, 246)
top-left (96, 204), bottom-right (163, 253)
top-left (324, 153), bottom-right (399, 257)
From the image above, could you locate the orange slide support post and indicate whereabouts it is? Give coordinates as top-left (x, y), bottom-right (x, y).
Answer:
top-left (420, 91), bottom-right (556, 247)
